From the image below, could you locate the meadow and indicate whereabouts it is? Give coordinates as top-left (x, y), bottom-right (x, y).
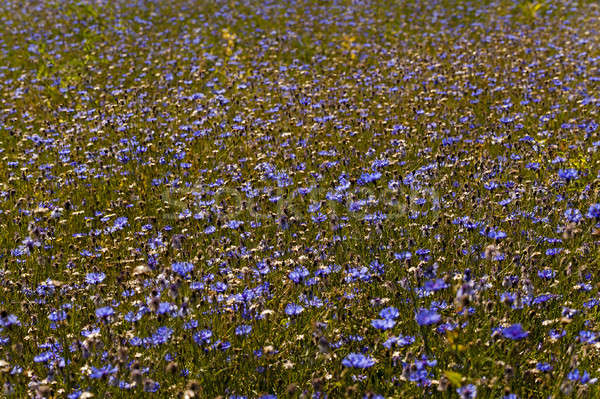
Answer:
top-left (0, 0), bottom-right (599, 397)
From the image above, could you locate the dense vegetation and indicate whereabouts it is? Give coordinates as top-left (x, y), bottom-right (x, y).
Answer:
top-left (0, 0), bottom-right (599, 397)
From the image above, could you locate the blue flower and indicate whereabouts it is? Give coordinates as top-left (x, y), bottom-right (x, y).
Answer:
top-left (501, 324), bottom-right (529, 340)
top-left (415, 308), bottom-right (441, 326)
top-left (34, 351), bottom-right (54, 363)
top-left (227, 220), bottom-right (243, 229)
top-left (586, 204), bottom-right (600, 219)
top-left (67, 390), bottom-right (82, 399)
top-left (311, 213), bottom-right (327, 223)
top-left (383, 335), bottom-right (415, 349)
top-left (537, 269), bottom-right (556, 280)
top-left (564, 208), bottom-right (582, 223)
top-left (48, 310), bottom-right (67, 322)
top-left (549, 329), bottom-right (566, 339)
top-left (95, 306), bottom-right (115, 319)
top-left (211, 281), bottom-right (227, 293)
top-left (288, 266), bottom-right (309, 284)
top-left (379, 306), bottom-right (399, 320)
top-left (358, 171), bottom-right (381, 184)
top-left (342, 353), bottom-right (375, 368)
top-left (90, 364), bottom-right (118, 379)
top-left (172, 262), bottom-right (194, 278)
top-left (558, 168), bottom-right (579, 181)
top-left (285, 303), bottom-right (304, 316)
top-left (0, 313), bottom-right (21, 327)
top-left (156, 302), bottom-right (172, 315)
top-left (85, 272), bottom-right (106, 284)
top-left (545, 248), bottom-right (563, 256)
top-left (235, 324), bottom-right (252, 336)
top-left (457, 384), bottom-right (477, 399)
top-left (536, 362), bottom-right (552, 372)
top-left (371, 318), bottom-right (396, 330)
top-left (394, 251), bottom-right (412, 261)
top-left (193, 329), bottom-right (212, 345)
top-left (568, 369), bottom-right (580, 381)
top-left (144, 381), bottom-right (160, 392)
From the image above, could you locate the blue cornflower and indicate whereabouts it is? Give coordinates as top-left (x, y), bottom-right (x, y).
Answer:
top-left (193, 329), bottom-right (212, 345)
top-left (578, 330), bottom-right (597, 344)
top-left (536, 362), bottom-right (552, 372)
top-left (81, 327), bottom-right (100, 337)
top-left (183, 320), bottom-right (198, 330)
top-left (383, 334), bottom-right (415, 349)
top-left (90, 364), bottom-right (118, 379)
top-left (545, 248), bottom-right (562, 256)
top-left (568, 369), bottom-right (580, 381)
top-left (415, 308), bottom-right (441, 326)
top-left (311, 213), bottom-right (327, 223)
top-left (564, 208), bottom-right (582, 223)
top-left (95, 306), bottom-right (114, 319)
top-left (172, 262), bottom-right (194, 278)
top-left (67, 390), bottom-right (82, 399)
top-left (285, 303), bottom-right (304, 316)
top-left (457, 384), bottom-right (477, 399)
top-left (85, 272), bottom-right (106, 284)
top-left (48, 310), bottom-right (67, 322)
top-left (371, 319), bottom-right (396, 330)
top-left (415, 248), bottom-right (430, 257)
top-left (0, 313), bottom-right (21, 327)
top-left (288, 266), bottom-right (309, 284)
top-left (156, 302), bottom-right (172, 315)
top-left (342, 353), bottom-right (375, 368)
top-left (558, 168), bottom-right (579, 181)
top-left (394, 251), bottom-right (412, 261)
top-left (358, 171), bottom-right (381, 184)
top-left (235, 324), bottom-right (252, 336)
top-left (227, 220), bottom-right (243, 229)
top-left (34, 351), bottom-right (54, 363)
top-left (532, 294), bottom-right (555, 305)
top-left (423, 278), bottom-right (449, 292)
top-left (586, 204), bottom-right (600, 219)
top-left (211, 281), bottom-right (227, 293)
top-left (379, 306), bottom-right (399, 320)
top-left (537, 269), bottom-right (555, 279)
top-left (501, 324), bottom-right (529, 340)
top-left (144, 381), bottom-right (160, 392)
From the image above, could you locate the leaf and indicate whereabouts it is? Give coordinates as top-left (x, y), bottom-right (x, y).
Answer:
top-left (444, 370), bottom-right (463, 387)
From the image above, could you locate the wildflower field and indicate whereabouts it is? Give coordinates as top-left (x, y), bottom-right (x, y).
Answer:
top-left (1, 0), bottom-right (599, 397)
